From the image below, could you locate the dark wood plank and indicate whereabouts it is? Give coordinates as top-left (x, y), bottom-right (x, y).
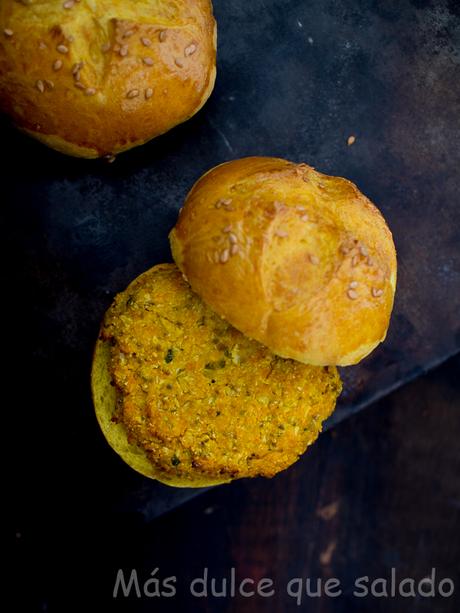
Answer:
top-left (14, 355), bottom-right (460, 612)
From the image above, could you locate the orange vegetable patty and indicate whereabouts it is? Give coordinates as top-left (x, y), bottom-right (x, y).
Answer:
top-left (100, 264), bottom-right (342, 482)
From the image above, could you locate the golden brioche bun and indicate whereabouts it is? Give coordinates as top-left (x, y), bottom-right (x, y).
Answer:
top-left (91, 264), bottom-right (341, 486)
top-left (170, 157), bottom-right (397, 366)
top-left (0, 0), bottom-right (216, 158)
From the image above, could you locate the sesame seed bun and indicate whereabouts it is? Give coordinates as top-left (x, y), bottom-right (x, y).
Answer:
top-left (0, 0), bottom-right (216, 158)
top-left (170, 157), bottom-right (397, 366)
top-left (91, 264), bottom-right (341, 486)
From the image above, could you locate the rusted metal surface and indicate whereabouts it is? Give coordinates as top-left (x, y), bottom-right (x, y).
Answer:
top-left (5, 0), bottom-right (459, 518)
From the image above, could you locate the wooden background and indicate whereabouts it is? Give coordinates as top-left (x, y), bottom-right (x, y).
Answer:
top-left (8, 1), bottom-right (460, 609)
top-left (14, 354), bottom-right (460, 612)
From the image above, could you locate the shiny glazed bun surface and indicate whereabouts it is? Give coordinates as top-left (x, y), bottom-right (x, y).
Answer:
top-left (0, 0), bottom-right (216, 157)
top-left (170, 157), bottom-right (397, 366)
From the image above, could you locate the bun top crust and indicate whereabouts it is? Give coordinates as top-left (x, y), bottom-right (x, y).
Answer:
top-left (0, 0), bottom-right (216, 157)
top-left (170, 157), bottom-right (397, 366)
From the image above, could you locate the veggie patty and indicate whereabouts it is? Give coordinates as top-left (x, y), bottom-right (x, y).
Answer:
top-left (98, 264), bottom-right (342, 483)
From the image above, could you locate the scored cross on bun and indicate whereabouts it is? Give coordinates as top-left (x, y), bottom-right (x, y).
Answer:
top-left (0, 0), bottom-right (216, 158)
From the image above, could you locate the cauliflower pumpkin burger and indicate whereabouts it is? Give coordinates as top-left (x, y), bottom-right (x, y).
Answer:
top-left (92, 157), bottom-right (396, 487)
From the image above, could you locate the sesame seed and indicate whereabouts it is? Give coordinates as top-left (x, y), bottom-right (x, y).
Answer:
top-left (104, 154), bottom-right (116, 164)
top-left (72, 61), bottom-right (84, 75)
top-left (301, 214), bottom-right (309, 222)
top-left (67, 35), bottom-right (75, 42)
top-left (101, 42), bottom-right (111, 53)
top-left (349, 281), bottom-right (359, 289)
top-left (352, 255), bottom-right (360, 267)
top-left (53, 59), bottom-right (63, 71)
top-left (127, 89), bottom-right (139, 98)
top-left (220, 249), bottom-right (230, 263)
top-left (4, 29), bottom-right (14, 37)
top-left (309, 255), bottom-right (319, 265)
top-left (145, 87), bottom-right (153, 99)
top-left (366, 256), bottom-right (374, 267)
top-left (296, 205), bottom-right (306, 211)
top-left (143, 57), bottom-right (154, 66)
top-left (119, 45), bottom-right (129, 57)
top-left (85, 87), bottom-right (96, 96)
top-left (185, 43), bottom-right (197, 56)
top-left (372, 287), bottom-right (383, 298)
top-left (124, 30), bottom-right (134, 38)
top-left (230, 244), bottom-right (239, 256)
top-left (347, 135), bottom-right (356, 146)
top-left (159, 30), bottom-right (167, 42)
top-left (215, 198), bottom-right (232, 208)
top-left (39, 42), bottom-right (48, 49)
top-left (36, 80), bottom-right (45, 93)
top-left (347, 289), bottom-right (358, 300)
top-left (175, 58), bottom-right (184, 68)
top-left (44, 79), bottom-right (55, 90)
top-left (222, 225), bottom-right (232, 232)
top-left (57, 44), bottom-right (69, 54)
top-left (228, 233), bottom-right (238, 244)
top-left (275, 229), bottom-right (289, 238)
top-left (359, 244), bottom-right (368, 257)
top-left (74, 82), bottom-right (85, 89)
top-left (63, 0), bottom-right (75, 8)
top-left (141, 37), bottom-right (152, 47)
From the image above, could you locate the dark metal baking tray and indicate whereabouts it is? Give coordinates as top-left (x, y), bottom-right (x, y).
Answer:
top-left (6, 0), bottom-right (460, 521)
